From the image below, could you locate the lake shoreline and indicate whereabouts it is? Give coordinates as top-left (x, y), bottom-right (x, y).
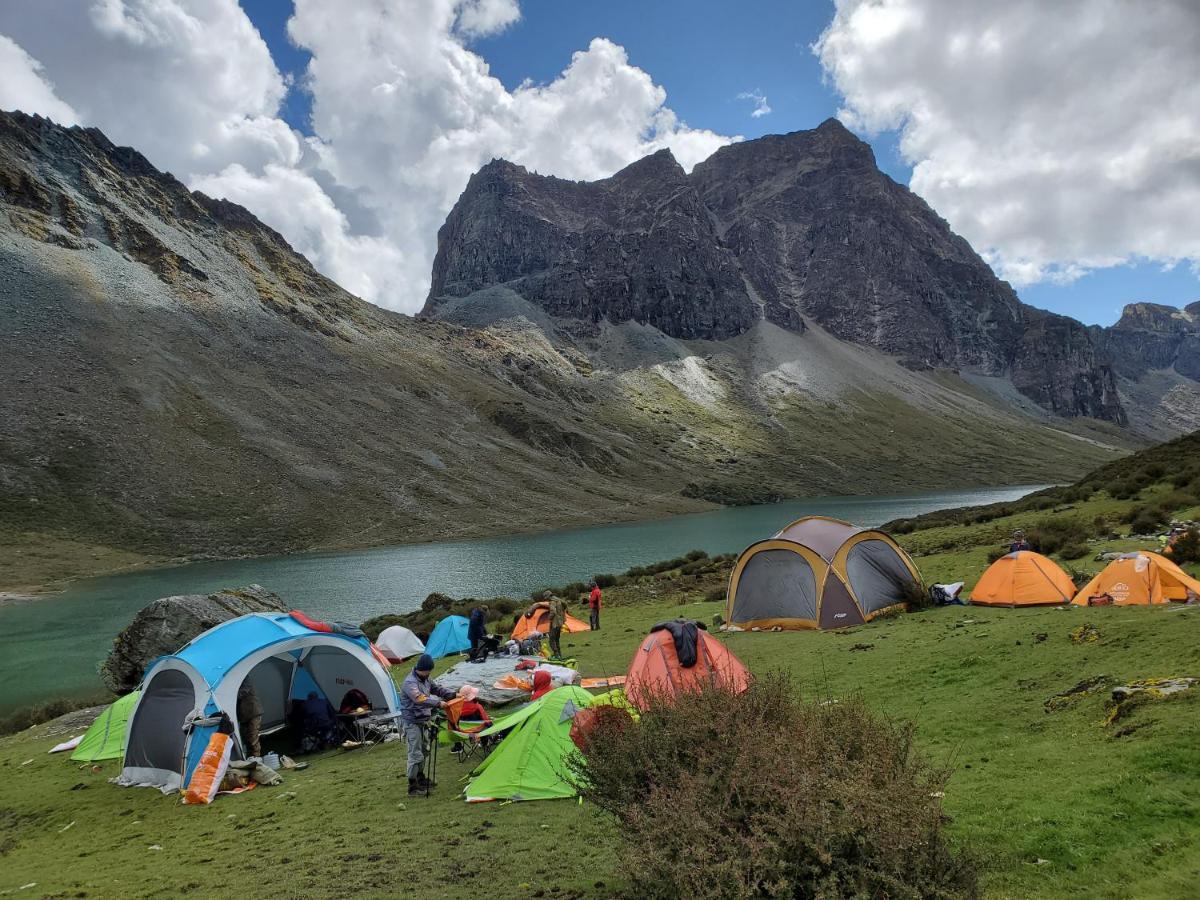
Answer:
top-left (1, 481), bottom-right (1054, 601)
top-left (0, 484), bottom-right (1051, 717)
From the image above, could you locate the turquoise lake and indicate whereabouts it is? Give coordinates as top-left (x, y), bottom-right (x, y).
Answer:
top-left (0, 484), bottom-right (1044, 713)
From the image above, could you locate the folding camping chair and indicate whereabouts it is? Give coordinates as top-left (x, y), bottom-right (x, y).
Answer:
top-left (441, 697), bottom-right (497, 765)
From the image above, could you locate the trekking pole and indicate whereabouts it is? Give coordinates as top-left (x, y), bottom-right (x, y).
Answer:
top-left (424, 716), bottom-right (440, 798)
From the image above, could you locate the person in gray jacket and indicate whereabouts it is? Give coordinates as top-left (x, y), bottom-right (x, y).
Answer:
top-left (400, 653), bottom-right (455, 794)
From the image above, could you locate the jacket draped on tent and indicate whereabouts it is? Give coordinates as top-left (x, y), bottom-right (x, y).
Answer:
top-left (625, 622), bottom-right (751, 711)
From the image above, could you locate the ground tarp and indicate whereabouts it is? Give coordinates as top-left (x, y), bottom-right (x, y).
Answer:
top-left (435, 655), bottom-right (547, 705)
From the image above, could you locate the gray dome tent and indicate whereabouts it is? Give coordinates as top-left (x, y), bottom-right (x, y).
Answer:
top-left (726, 516), bottom-right (921, 630)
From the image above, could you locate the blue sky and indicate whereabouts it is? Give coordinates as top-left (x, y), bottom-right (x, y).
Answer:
top-left (239, 0), bottom-right (1196, 326)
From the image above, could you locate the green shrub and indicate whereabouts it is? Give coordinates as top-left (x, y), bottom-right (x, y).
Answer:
top-left (1171, 527), bottom-right (1200, 564)
top-left (899, 578), bottom-right (932, 611)
top-left (704, 585), bottom-right (727, 604)
top-left (1127, 506), bottom-right (1167, 535)
top-left (491, 597), bottom-right (517, 616)
top-left (684, 549), bottom-right (708, 562)
top-left (1027, 517), bottom-right (1089, 555)
top-left (420, 591), bottom-right (454, 612)
top-left (592, 573), bottom-right (618, 588)
top-left (569, 675), bottom-right (979, 899)
top-left (0, 695), bottom-right (112, 737)
top-left (1058, 542), bottom-right (1090, 560)
top-left (986, 548), bottom-right (1008, 564)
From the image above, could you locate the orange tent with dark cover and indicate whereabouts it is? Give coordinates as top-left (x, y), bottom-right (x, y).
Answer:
top-left (625, 620), bottom-right (751, 711)
top-left (510, 602), bottom-right (589, 640)
top-left (1072, 551), bottom-right (1200, 606)
top-left (970, 551), bottom-right (1076, 607)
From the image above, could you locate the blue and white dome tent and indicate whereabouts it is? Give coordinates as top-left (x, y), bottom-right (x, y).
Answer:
top-left (117, 612), bottom-right (400, 792)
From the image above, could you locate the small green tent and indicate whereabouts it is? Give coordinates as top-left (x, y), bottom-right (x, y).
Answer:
top-left (70, 691), bottom-right (139, 763)
top-left (465, 686), bottom-right (593, 802)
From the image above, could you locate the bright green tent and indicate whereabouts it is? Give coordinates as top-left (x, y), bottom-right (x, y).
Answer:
top-left (464, 686), bottom-right (593, 802)
top-left (70, 691), bottom-right (139, 763)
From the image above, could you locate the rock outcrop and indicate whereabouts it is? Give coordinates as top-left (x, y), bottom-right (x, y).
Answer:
top-left (426, 118), bottom-right (1124, 423)
top-left (429, 151), bottom-right (756, 340)
top-left (100, 585), bottom-right (286, 693)
top-left (1097, 302), bottom-right (1200, 381)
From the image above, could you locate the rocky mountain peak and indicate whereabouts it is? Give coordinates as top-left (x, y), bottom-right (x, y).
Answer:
top-left (1114, 301), bottom-right (1198, 332)
top-left (604, 147), bottom-right (686, 185)
top-left (425, 119), bottom-right (1133, 422)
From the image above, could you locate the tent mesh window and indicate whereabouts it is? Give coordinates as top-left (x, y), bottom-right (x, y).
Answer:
top-left (734, 549), bottom-right (818, 621)
top-left (303, 646), bottom-right (388, 710)
top-left (846, 540), bottom-right (913, 613)
top-left (124, 669), bottom-right (194, 772)
top-left (242, 655), bottom-right (294, 732)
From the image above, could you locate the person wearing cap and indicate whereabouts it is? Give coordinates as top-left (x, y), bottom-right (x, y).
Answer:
top-left (399, 653), bottom-right (455, 794)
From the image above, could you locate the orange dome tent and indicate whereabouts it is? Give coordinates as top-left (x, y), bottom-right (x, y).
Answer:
top-left (625, 620), bottom-right (751, 711)
top-left (1072, 551), bottom-right (1200, 606)
top-left (510, 602), bottom-right (589, 641)
top-left (970, 551), bottom-right (1076, 607)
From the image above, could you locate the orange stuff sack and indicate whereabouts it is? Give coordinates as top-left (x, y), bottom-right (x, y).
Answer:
top-left (182, 731), bottom-right (233, 805)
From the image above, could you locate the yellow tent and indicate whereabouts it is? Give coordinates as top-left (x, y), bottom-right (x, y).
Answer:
top-left (1072, 551), bottom-right (1200, 606)
top-left (970, 551), bottom-right (1075, 607)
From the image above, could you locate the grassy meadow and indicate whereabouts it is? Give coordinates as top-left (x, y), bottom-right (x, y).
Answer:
top-left (3, 432), bottom-right (1200, 898)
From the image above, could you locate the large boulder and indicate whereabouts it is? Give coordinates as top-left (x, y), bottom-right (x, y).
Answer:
top-left (100, 584), bottom-right (286, 693)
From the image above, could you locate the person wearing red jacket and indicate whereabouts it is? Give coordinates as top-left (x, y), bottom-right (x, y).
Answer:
top-left (588, 581), bottom-right (602, 631)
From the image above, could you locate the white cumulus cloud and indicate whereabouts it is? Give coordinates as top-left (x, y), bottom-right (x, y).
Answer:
top-left (815, 0), bottom-right (1200, 287)
top-left (286, 1), bottom-right (733, 309)
top-left (0, 0), bottom-right (733, 312)
top-left (0, 35), bottom-right (79, 125)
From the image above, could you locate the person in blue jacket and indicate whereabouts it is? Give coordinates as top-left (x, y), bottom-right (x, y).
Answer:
top-left (400, 654), bottom-right (455, 794)
top-left (467, 604), bottom-right (489, 661)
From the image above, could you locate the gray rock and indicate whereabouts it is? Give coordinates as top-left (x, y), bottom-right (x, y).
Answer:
top-left (427, 118), bottom-right (1127, 422)
top-left (100, 584), bottom-right (286, 693)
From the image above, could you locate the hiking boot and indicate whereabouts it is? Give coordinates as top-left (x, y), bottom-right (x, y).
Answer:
top-left (407, 778), bottom-right (420, 795)
top-left (417, 773), bottom-right (434, 790)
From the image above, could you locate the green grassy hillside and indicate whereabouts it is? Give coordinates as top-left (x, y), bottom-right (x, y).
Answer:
top-left (2, 588), bottom-right (1198, 897)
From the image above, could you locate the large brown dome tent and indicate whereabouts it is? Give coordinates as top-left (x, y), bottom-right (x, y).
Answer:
top-left (725, 516), bottom-right (921, 630)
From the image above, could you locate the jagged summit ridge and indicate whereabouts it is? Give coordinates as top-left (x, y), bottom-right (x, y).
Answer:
top-left (426, 120), bottom-right (1124, 422)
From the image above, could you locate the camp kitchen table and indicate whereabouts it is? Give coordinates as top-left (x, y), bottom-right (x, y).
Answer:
top-left (339, 710), bottom-right (404, 749)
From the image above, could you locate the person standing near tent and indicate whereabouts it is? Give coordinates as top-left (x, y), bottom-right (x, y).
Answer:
top-left (467, 604), bottom-right (488, 661)
top-left (588, 581), bottom-right (602, 631)
top-left (1009, 530), bottom-right (1032, 553)
top-left (400, 653), bottom-right (455, 794)
top-left (544, 590), bottom-right (566, 658)
top-left (237, 682), bottom-right (263, 759)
